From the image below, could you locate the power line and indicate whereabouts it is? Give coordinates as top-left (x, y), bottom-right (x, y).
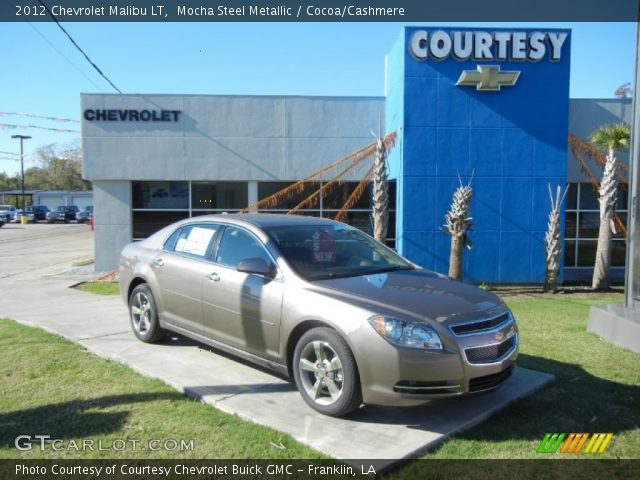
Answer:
top-left (0, 111), bottom-right (79, 123)
top-left (28, 22), bottom-right (105, 93)
top-left (0, 156), bottom-right (36, 163)
top-left (0, 123), bottom-right (80, 134)
top-left (37, 0), bottom-right (122, 93)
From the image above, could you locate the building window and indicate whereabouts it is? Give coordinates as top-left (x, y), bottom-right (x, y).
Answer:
top-left (564, 182), bottom-right (628, 269)
top-left (132, 181), bottom-right (248, 240)
top-left (257, 180), bottom-right (397, 248)
top-left (256, 181), bottom-right (322, 210)
top-left (192, 181), bottom-right (248, 211)
top-left (132, 211), bottom-right (190, 239)
top-left (132, 181), bottom-right (189, 209)
top-left (131, 180), bottom-right (397, 246)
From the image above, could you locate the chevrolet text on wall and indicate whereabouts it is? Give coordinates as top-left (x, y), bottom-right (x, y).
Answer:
top-left (409, 30), bottom-right (568, 92)
top-left (84, 109), bottom-right (182, 122)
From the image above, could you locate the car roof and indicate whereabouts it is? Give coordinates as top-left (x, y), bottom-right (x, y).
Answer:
top-left (188, 213), bottom-right (343, 228)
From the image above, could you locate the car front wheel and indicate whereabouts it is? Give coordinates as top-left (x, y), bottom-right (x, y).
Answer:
top-left (129, 284), bottom-right (165, 343)
top-left (293, 327), bottom-right (362, 417)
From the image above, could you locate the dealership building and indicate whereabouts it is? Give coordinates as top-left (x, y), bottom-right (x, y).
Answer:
top-left (82, 27), bottom-right (631, 283)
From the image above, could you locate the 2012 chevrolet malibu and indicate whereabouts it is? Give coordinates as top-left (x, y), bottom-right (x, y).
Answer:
top-left (119, 214), bottom-right (518, 416)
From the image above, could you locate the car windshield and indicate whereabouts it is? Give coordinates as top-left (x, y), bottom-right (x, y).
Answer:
top-left (0, 205), bottom-right (11, 211)
top-left (265, 224), bottom-right (413, 281)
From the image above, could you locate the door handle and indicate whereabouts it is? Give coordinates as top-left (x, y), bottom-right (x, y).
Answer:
top-left (205, 272), bottom-right (220, 282)
top-left (153, 258), bottom-right (164, 267)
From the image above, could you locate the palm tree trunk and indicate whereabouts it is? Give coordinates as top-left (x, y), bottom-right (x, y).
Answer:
top-left (544, 185), bottom-right (567, 293)
top-left (449, 235), bottom-right (464, 279)
top-left (444, 180), bottom-right (473, 280)
top-left (372, 136), bottom-right (389, 243)
top-left (592, 148), bottom-right (617, 290)
top-left (592, 209), bottom-right (613, 290)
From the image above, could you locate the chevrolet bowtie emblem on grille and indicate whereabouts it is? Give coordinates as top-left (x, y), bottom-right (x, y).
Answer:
top-left (495, 326), bottom-right (516, 342)
top-left (456, 65), bottom-right (520, 92)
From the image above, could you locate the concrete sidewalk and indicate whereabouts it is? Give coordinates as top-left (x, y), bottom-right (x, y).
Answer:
top-left (0, 225), bottom-right (554, 469)
top-left (1, 275), bottom-right (554, 470)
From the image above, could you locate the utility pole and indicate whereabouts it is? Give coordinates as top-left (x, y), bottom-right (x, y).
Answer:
top-left (11, 134), bottom-right (31, 214)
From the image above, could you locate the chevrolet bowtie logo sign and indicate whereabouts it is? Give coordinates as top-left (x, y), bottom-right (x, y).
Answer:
top-left (456, 65), bottom-right (520, 92)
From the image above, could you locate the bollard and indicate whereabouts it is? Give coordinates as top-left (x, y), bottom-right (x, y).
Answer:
top-left (90, 215), bottom-right (94, 231)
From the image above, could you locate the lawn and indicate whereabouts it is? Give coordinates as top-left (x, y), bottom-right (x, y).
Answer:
top-left (409, 291), bottom-right (640, 461)
top-left (0, 318), bottom-right (321, 460)
top-left (74, 281), bottom-right (120, 296)
top-left (1, 291), bottom-right (639, 467)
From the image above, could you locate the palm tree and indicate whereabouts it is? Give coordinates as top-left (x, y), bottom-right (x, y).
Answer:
top-left (544, 184), bottom-right (568, 293)
top-left (590, 124), bottom-right (630, 290)
top-left (444, 175), bottom-right (473, 280)
top-left (372, 132), bottom-right (389, 243)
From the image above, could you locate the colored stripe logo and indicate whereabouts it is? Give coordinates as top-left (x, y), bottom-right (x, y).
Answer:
top-left (536, 433), bottom-right (613, 454)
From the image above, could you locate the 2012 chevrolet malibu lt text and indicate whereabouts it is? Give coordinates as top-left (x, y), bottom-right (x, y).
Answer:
top-left (119, 214), bottom-right (518, 416)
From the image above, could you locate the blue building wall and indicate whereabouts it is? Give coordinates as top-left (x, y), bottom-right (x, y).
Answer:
top-left (386, 27), bottom-right (571, 283)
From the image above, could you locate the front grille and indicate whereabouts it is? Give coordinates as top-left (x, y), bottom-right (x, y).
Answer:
top-left (393, 380), bottom-right (460, 395)
top-left (451, 313), bottom-right (510, 335)
top-left (468, 366), bottom-right (514, 392)
top-left (465, 335), bottom-right (517, 364)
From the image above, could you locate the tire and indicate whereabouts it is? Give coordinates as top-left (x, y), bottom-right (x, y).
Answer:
top-left (292, 327), bottom-right (362, 417)
top-left (128, 284), bottom-right (165, 343)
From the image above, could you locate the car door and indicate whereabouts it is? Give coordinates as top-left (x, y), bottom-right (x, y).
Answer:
top-left (201, 225), bottom-right (283, 359)
top-left (151, 223), bottom-right (220, 335)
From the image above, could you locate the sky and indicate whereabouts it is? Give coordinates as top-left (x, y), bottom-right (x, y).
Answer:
top-left (0, 21), bottom-right (636, 176)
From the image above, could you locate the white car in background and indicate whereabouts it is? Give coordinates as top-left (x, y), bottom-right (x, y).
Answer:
top-left (10, 209), bottom-right (23, 222)
top-left (0, 205), bottom-right (17, 223)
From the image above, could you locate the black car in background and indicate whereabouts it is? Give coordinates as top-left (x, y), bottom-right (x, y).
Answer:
top-left (46, 205), bottom-right (80, 223)
top-left (76, 206), bottom-right (94, 223)
top-left (25, 205), bottom-right (50, 222)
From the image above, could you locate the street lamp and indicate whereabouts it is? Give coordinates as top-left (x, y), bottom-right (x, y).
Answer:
top-left (11, 134), bottom-right (31, 213)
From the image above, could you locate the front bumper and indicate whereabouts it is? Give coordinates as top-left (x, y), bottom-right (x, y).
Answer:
top-left (354, 311), bottom-right (519, 406)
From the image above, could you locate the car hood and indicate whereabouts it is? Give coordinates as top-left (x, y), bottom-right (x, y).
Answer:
top-left (311, 268), bottom-right (503, 324)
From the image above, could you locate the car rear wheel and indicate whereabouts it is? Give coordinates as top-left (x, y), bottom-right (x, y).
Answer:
top-left (129, 284), bottom-right (165, 343)
top-left (293, 327), bottom-right (362, 417)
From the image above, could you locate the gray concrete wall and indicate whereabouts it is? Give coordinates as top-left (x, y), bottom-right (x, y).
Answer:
top-left (82, 94), bottom-right (386, 270)
top-left (82, 94), bottom-right (385, 183)
top-left (93, 181), bottom-right (131, 272)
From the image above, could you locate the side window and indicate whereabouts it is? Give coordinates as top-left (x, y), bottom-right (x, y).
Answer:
top-left (169, 224), bottom-right (218, 259)
top-left (163, 227), bottom-right (182, 252)
top-left (215, 227), bottom-right (273, 269)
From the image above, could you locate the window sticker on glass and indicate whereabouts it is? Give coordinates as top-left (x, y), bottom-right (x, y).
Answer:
top-left (311, 230), bottom-right (336, 263)
top-left (175, 226), bottom-right (216, 256)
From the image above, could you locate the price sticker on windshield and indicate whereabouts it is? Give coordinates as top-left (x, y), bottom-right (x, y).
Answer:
top-left (311, 231), bottom-right (336, 263)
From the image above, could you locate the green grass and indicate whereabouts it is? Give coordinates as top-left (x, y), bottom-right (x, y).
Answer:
top-left (74, 282), bottom-right (119, 296)
top-left (0, 318), bottom-right (322, 460)
top-left (2, 292), bottom-right (639, 465)
top-left (397, 291), bottom-right (640, 469)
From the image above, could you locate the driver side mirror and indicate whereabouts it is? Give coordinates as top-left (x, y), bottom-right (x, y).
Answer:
top-left (237, 257), bottom-right (275, 277)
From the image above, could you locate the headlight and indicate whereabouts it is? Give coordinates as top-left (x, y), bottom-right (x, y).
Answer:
top-left (368, 315), bottom-right (443, 350)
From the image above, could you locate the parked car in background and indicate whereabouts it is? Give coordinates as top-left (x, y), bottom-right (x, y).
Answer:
top-left (119, 214), bottom-right (519, 417)
top-left (10, 209), bottom-right (23, 222)
top-left (25, 205), bottom-right (50, 222)
top-left (46, 205), bottom-right (80, 223)
top-left (76, 206), bottom-right (94, 223)
top-left (0, 205), bottom-right (17, 222)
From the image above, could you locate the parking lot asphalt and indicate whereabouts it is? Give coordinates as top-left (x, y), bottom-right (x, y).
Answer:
top-left (0, 223), bottom-right (94, 281)
top-left (0, 224), bottom-right (554, 469)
